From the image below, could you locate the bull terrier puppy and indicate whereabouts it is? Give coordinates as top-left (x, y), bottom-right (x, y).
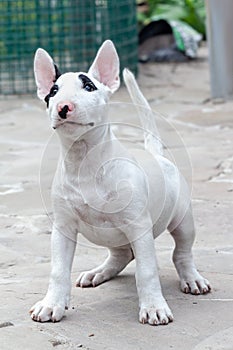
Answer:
top-left (30, 40), bottom-right (211, 325)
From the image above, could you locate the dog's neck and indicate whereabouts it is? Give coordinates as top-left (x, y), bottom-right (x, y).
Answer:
top-left (57, 123), bottom-right (116, 167)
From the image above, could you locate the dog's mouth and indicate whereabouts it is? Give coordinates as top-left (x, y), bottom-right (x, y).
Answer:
top-left (52, 120), bottom-right (95, 130)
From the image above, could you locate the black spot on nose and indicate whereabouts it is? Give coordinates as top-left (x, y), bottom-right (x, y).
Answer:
top-left (59, 105), bottom-right (69, 119)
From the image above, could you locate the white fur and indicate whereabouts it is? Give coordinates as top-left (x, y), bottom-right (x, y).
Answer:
top-left (30, 40), bottom-right (211, 325)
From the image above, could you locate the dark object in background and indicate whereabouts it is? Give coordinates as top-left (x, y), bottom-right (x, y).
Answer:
top-left (139, 19), bottom-right (202, 63)
top-left (139, 19), bottom-right (172, 44)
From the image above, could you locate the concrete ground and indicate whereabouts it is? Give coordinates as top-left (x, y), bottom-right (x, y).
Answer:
top-left (0, 45), bottom-right (233, 349)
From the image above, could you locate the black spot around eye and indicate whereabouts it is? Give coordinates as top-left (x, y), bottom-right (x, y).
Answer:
top-left (44, 84), bottom-right (59, 108)
top-left (78, 74), bottom-right (97, 92)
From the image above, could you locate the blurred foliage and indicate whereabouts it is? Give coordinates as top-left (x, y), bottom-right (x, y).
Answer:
top-left (137, 0), bottom-right (206, 37)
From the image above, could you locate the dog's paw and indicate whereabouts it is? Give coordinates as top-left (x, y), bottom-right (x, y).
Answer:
top-left (180, 272), bottom-right (211, 295)
top-left (29, 299), bottom-right (66, 323)
top-left (139, 299), bottom-right (173, 326)
top-left (76, 269), bottom-right (110, 287)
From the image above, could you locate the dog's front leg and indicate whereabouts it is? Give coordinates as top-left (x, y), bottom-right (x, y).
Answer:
top-left (130, 229), bottom-right (173, 326)
top-left (30, 226), bottom-right (76, 322)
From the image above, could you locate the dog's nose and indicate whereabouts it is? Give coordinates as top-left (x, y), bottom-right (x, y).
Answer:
top-left (57, 101), bottom-right (74, 119)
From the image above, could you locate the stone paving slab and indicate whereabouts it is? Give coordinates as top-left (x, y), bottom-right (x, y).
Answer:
top-left (0, 46), bottom-right (233, 349)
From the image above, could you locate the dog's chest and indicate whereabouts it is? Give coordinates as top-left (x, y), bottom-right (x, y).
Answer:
top-left (61, 178), bottom-right (130, 246)
top-left (61, 169), bottom-right (120, 225)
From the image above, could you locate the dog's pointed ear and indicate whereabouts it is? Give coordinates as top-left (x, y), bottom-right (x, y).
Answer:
top-left (34, 48), bottom-right (61, 100)
top-left (88, 40), bottom-right (120, 93)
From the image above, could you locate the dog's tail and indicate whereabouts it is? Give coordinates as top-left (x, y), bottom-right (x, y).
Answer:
top-left (123, 68), bottom-right (163, 156)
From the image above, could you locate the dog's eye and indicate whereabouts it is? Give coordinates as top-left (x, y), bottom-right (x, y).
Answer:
top-left (50, 84), bottom-right (59, 97)
top-left (84, 82), bottom-right (96, 92)
top-left (78, 74), bottom-right (97, 92)
top-left (44, 84), bottom-right (59, 107)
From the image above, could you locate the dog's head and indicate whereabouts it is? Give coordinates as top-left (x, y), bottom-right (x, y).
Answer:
top-left (34, 40), bottom-right (120, 139)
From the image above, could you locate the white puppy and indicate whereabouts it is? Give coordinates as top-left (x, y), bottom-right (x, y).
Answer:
top-left (30, 40), bottom-right (211, 325)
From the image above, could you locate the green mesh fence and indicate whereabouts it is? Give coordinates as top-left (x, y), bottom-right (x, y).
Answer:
top-left (0, 0), bottom-right (138, 95)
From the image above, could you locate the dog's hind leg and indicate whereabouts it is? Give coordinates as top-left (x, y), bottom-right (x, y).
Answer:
top-left (76, 247), bottom-right (134, 287)
top-left (169, 206), bottom-right (211, 295)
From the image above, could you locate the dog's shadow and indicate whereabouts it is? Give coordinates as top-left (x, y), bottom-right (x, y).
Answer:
top-left (70, 272), bottom-right (139, 322)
